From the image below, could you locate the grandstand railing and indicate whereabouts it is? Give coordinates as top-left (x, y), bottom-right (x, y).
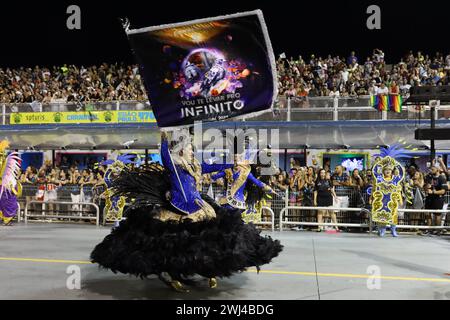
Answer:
top-left (3, 97), bottom-right (450, 124)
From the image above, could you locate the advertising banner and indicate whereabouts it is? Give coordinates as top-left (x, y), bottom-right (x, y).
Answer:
top-left (10, 110), bottom-right (156, 124)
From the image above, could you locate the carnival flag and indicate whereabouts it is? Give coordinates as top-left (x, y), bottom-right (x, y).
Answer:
top-left (126, 10), bottom-right (277, 128)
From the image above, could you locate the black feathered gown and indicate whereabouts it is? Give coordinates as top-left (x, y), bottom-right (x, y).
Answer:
top-left (90, 164), bottom-right (283, 282)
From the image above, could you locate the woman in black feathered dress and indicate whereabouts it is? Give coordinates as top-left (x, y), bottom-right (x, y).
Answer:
top-left (90, 132), bottom-right (283, 292)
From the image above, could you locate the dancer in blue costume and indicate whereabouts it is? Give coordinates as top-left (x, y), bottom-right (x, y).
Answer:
top-left (212, 154), bottom-right (276, 212)
top-left (370, 144), bottom-right (410, 237)
top-left (91, 131), bottom-right (283, 292)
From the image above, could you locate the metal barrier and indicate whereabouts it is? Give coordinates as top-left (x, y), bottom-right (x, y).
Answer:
top-left (24, 200), bottom-right (99, 226)
top-left (15, 203), bottom-right (21, 222)
top-left (256, 206), bottom-right (275, 232)
top-left (280, 206), bottom-right (372, 232)
top-left (280, 206), bottom-right (449, 233)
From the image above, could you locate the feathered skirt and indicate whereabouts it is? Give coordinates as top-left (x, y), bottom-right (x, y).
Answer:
top-left (90, 196), bottom-right (283, 280)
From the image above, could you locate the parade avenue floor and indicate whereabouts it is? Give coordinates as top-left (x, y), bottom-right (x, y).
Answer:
top-left (0, 223), bottom-right (449, 300)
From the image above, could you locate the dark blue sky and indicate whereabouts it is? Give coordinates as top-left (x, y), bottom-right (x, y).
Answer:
top-left (1, 0), bottom-right (448, 67)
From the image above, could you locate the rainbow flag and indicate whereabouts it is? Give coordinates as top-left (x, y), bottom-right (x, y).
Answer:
top-left (371, 94), bottom-right (402, 113)
top-left (388, 95), bottom-right (403, 113)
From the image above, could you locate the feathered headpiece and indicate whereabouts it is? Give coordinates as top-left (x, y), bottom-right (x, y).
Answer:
top-left (100, 154), bottom-right (136, 167)
top-left (170, 129), bottom-right (192, 155)
top-left (0, 140), bottom-right (10, 153)
top-left (375, 139), bottom-right (416, 160)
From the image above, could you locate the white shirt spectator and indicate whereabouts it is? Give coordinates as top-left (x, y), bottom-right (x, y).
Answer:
top-left (377, 86), bottom-right (389, 95)
top-left (374, 50), bottom-right (384, 63)
top-left (368, 85), bottom-right (378, 96)
top-left (341, 70), bottom-right (349, 83)
top-left (329, 89), bottom-right (340, 98)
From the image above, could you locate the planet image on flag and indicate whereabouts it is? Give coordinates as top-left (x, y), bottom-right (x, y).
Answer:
top-left (177, 48), bottom-right (247, 99)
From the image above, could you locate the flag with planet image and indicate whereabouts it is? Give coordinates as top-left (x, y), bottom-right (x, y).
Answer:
top-left (126, 10), bottom-right (277, 128)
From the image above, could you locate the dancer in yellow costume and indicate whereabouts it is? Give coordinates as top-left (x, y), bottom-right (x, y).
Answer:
top-left (371, 145), bottom-right (407, 237)
top-left (100, 155), bottom-right (135, 227)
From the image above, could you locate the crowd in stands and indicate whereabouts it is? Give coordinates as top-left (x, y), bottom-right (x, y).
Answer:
top-left (1, 51), bottom-right (449, 104)
top-left (0, 63), bottom-right (147, 104)
top-left (277, 49), bottom-right (450, 98)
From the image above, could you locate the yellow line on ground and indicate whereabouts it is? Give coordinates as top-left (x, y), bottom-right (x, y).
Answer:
top-left (0, 257), bottom-right (449, 283)
top-left (0, 257), bottom-right (92, 264)
top-left (246, 269), bottom-right (450, 283)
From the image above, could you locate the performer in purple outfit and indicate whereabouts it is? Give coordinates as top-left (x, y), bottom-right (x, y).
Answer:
top-left (0, 140), bottom-right (22, 226)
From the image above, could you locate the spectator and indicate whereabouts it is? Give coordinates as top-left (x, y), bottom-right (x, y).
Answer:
top-left (377, 83), bottom-right (389, 95)
top-left (332, 165), bottom-right (350, 187)
top-left (436, 157), bottom-right (449, 181)
top-left (408, 171), bottom-right (425, 230)
top-left (406, 165), bottom-right (417, 181)
top-left (289, 167), bottom-right (304, 204)
top-left (329, 87), bottom-right (340, 98)
top-left (349, 169), bottom-right (364, 189)
top-left (314, 168), bottom-right (339, 232)
top-left (59, 156), bottom-right (70, 172)
top-left (288, 167), bottom-right (304, 228)
top-left (302, 166), bottom-right (316, 207)
top-left (332, 165), bottom-right (350, 216)
top-left (272, 173), bottom-right (288, 192)
top-left (368, 81), bottom-right (378, 95)
top-left (70, 169), bottom-right (82, 184)
top-left (57, 170), bottom-right (69, 186)
top-left (35, 169), bottom-right (48, 202)
top-left (79, 169), bottom-right (96, 187)
top-left (423, 164), bottom-right (448, 235)
top-left (389, 81), bottom-right (399, 95)
top-left (36, 169), bottom-right (47, 185)
top-left (347, 51), bottom-right (358, 66)
top-left (363, 168), bottom-right (373, 190)
top-left (20, 166), bottom-right (38, 184)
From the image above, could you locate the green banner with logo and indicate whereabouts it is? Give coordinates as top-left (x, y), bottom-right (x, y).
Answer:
top-left (10, 110), bottom-right (156, 124)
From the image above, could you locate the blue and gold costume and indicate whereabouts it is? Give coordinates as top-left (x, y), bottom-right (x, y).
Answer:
top-left (212, 163), bottom-right (271, 211)
top-left (98, 154), bottom-right (139, 225)
top-left (160, 138), bottom-right (231, 215)
top-left (91, 132), bottom-right (283, 292)
top-left (371, 145), bottom-right (408, 237)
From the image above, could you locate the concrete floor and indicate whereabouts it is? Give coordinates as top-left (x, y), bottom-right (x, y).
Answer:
top-left (0, 223), bottom-right (449, 300)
